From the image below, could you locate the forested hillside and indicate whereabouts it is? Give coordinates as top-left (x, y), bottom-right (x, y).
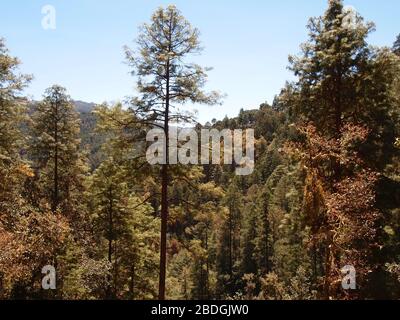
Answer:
top-left (1, 0), bottom-right (399, 300)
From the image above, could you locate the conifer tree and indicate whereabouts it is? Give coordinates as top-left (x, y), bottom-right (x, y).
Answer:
top-left (124, 5), bottom-right (221, 299)
top-left (0, 40), bottom-right (70, 300)
top-left (0, 38), bottom-right (31, 216)
top-left (29, 85), bottom-right (86, 216)
top-left (288, 0), bottom-right (374, 136)
top-left (217, 183), bottom-right (243, 297)
top-left (393, 34), bottom-right (400, 56)
top-left (284, 0), bottom-right (400, 298)
top-left (0, 39), bottom-right (31, 160)
top-left (87, 157), bottom-right (160, 299)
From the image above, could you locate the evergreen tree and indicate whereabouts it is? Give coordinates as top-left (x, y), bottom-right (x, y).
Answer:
top-left (284, 0), bottom-right (400, 299)
top-left (0, 39), bottom-right (70, 300)
top-left (288, 0), bottom-right (374, 136)
top-left (87, 158), bottom-right (160, 299)
top-left (29, 85), bottom-right (86, 217)
top-left (124, 5), bottom-right (221, 299)
top-left (0, 38), bottom-right (31, 217)
top-left (393, 34), bottom-right (400, 56)
top-left (216, 182), bottom-right (243, 297)
top-left (92, 103), bottom-right (162, 299)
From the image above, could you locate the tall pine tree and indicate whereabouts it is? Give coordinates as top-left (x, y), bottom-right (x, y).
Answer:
top-left (124, 5), bottom-right (221, 299)
top-left (29, 85), bottom-right (86, 217)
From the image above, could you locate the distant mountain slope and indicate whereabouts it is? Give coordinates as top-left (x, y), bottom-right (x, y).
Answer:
top-left (75, 102), bottom-right (105, 170)
top-left (73, 100), bottom-right (96, 113)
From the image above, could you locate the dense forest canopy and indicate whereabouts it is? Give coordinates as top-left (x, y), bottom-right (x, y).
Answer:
top-left (0, 0), bottom-right (399, 300)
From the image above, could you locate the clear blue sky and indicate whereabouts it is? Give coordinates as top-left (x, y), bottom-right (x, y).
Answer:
top-left (1, 0), bottom-right (399, 123)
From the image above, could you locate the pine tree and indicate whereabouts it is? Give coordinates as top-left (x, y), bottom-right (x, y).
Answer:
top-left (186, 181), bottom-right (223, 299)
top-left (88, 157), bottom-right (129, 298)
top-left (87, 157), bottom-right (160, 299)
top-left (0, 39), bottom-right (70, 300)
top-left (393, 34), bottom-right (400, 56)
top-left (29, 85), bottom-right (86, 216)
top-left (0, 38), bottom-right (31, 216)
top-left (216, 182), bottom-right (243, 297)
top-left (284, 0), bottom-right (400, 298)
top-left (92, 103), bottom-right (162, 299)
top-left (124, 5), bottom-right (221, 299)
top-left (288, 0), bottom-right (374, 137)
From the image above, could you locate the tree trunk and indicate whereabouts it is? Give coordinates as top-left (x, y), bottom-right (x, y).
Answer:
top-left (159, 164), bottom-right (168, 300)
top-left (130, 264), bottom-right (135, 300)
top-left (229, 205), bottom-right (233, 276)
top-left (159, 55), bottom-right (170, 300)
top-left (52, 99), bottom-right (59, 213)
top-left (205, 229), bottom-right (210, 299)
top-left (107, 188), bottom-right (114, 299)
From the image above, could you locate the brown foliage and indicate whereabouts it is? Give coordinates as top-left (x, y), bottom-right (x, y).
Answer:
top-left (285, 122), bottom-right (381, 299)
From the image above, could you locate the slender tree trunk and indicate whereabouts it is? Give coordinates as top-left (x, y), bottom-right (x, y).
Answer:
top-left (159, 56), bottom-right (170, 300)
top-left (108, 189), bottom-right (114, 263)
top-left (52, 100), bottom-right (59, 213)
top-left (265, 211), bottom-right (270, 273)
top-left (228, 205), bottom-right (233, 276)
top-left (107, 188), bottom-right (114, 299)
top-left (333, 47), bottom-right (343, 182)
top-left (205, 229), bottom-right (209, 300)
top-left (312, 243), bottom-right (318, 285)
top-left (130, 263), bottom-right (135, 300)
top-left (323, 232), bottom-right (333, 300)
top-left (159, 164), bottom-right (168, 300)
top-left (199, 258), bottom-right (204, 299)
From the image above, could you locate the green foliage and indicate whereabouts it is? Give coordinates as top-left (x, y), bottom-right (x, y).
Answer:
top-left (0, 38), bottom-right (31, 160)
top-left (28, 85), bottom-right (87, 216)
